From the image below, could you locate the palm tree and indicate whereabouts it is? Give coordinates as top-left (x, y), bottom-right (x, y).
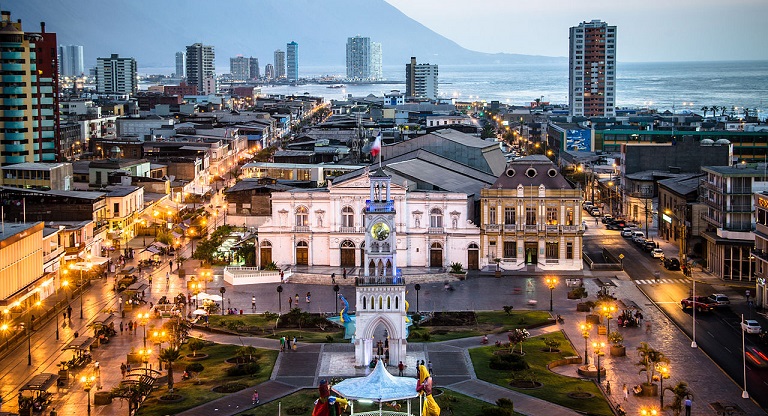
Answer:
top-left (159, 347), bottom-right (182, 392)
top-left (743, 108), bottom-right (750, 119)
top-left (700, 106), bottom-right (708, 118)
top-left (636, 342), bottom-right (669, 386)
top-left (721, 106), bottom-right (727, 116)
top-left (664, 381), bottom-right (693, 416)
top-left (710, 106), bottom-right (719, 118)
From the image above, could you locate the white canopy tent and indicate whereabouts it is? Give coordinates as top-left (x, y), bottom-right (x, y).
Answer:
top-left (332, 360), bottom-right (418, 415)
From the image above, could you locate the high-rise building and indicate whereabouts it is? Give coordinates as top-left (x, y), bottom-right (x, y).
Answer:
top-left (175, 51), bottom-right (185, 78)
top-left (274, 49), bottom-right (286, 79)
top-left (0, 11), bottom-right (60, 164)
top-left (286, 41), bottom-right (298, 82)
top-left (58, 44), bottom-right (84, 77)
top-left (186, 43), bottom-right (215, 94)
top-left (230, 55), bottom-right (249, 81)
top-left (249, 57), bottom-right (260, 79)
top-left (96, 54), bottom-right (138, 95)
top-left (405, 57), bottom-right (438, 100)
top-left (371, 42), bottom-right (382, 81)
top-left (346, 36), bottom-right (371, 80)
top-left (568, 20), bottom-right (616, 117)
top-left (264, 64), bottom-right (274, 80)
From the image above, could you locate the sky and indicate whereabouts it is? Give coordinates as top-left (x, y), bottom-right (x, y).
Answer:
top-left (384, 0), bottom-right (768, 62)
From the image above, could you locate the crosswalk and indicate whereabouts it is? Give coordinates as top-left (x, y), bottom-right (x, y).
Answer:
top-left (634, 278), bottom-right (689, 285)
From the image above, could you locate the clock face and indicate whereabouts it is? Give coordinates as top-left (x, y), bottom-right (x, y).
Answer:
top-left (371, 221), bottom-right (390, 241)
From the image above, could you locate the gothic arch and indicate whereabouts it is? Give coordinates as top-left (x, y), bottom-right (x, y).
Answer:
top-left (361, 314), bottom-right (399, 340)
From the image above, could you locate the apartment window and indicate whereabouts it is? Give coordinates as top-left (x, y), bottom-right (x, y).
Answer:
top-left (113, 202), bottom-right (120, 216)
top-left (526, 207), bottom-right (536, 225)
top-left (341, 206), bottom-right (354, 228)
top-left (295, 206), bottom-right (309, 227)
top-left (504, 207), bottom-right (515, 224)
top-left (503, 241), bottom-right (516, 258)
top-left (546, 207), bottom-right (558, 225)
top-left (546, 242), bottom-right (559, 258)
top-left (430, 208), bottom-right (443, 228)
top-left (489, 206), bottom-right (497, 224)
top-left (566, 242), bottom-right (574, 259)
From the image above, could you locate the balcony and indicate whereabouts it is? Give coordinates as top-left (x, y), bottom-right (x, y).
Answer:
top-left (486, 224), bottom-right (500, 232)
top-left (365, 200), bottom-right (394, 213)
top-left (293, 226), bottom-right (310, 233)
top-left (356, 275), bottom-right (405, 286)
top-left (725, 205), bottom-right (753, 213)
top-left (503, 224), bottom-right (516, 232)
top-left (339, 226), bottom-right (361, 233)
top-left (545, 225), bottom-right (559, 233)
top-left (428, 227), bottom-right (444, 234)
top-left (562, 225), bottom-right (580, 233)
top-left (524, 225), bottom-right (538, 233)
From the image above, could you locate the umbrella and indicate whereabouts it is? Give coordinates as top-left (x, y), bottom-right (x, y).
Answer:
top-left (191, 309), bottom-right (208, 316)
top-left (206, 294), bottom-right (223, 302)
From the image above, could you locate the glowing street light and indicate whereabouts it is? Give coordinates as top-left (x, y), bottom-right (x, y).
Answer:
top-left (580, 322), bottom-right (593, 365)
top-left (81, 374), bottom-right (96, 415)
top-left (545, 276), bottom-right (558, 312)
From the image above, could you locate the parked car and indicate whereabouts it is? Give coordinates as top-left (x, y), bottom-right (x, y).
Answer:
top-left (607, 220), bottom-right (626, 230)
top-left (707, 294), bottom-right (730, 307)
top-left (742, 320), bottom-right (762, 334)
top-left (590, 208), bottom-right (602, 217)
top-left (621, 228), bottom-right (634, 237)
top-left (631, 231), bottom-right (646, 243)
top-left (602, 214), bottom-right (613, 224)
top-left (664, 257), bottom-right (681, 270)
top-left (681, 296), bottom-right (718, 312)
top-left (651, 248), bottom-right (664, 258)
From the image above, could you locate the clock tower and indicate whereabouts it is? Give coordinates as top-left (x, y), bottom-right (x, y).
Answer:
top-left (363, 167), bottom-right (397, 278)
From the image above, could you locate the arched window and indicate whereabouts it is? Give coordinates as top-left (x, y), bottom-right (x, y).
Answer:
top-left (261, 240), bottom-right (272, 247)
top-left (395, 296), bottom-right (399, 309)
top-left (370, 296), bottom-right (375, 309)
top-left (295, 206), bottom-right (309, 227)
top-left (387, 296), bottom-right (391, 309)
top-left (378, 296), bottom-right (383, 309)
top-left (341, 206), bottom-right (354, 228)
top-left (363, 296), bottom-right (367, 309)
top-left (430, 208), bottom-right (443, 228)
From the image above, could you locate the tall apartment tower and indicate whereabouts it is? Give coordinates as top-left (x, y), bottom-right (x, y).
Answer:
top-left (286, 41), bottom-right (299, 82)
top-left (186, 43), bottom-right (215, 94)
top-left (249, 57), bottom-right (260, 79)
top-left (405, 57), bottom-right (438, 100)
top-left (96, 54), bottom-right (138, 95)
top-left (230, 55), bottom-right (250, 81)
top-left (0, 11), bottom-right (60, 164)
top-left (58, 44), bottom-right (84, 77)
top-left (346, 36), bottom-right (371, 80)
top-left (274, 49), bottom-right (286, 79)
top-left (568, 20), bottom-right (617, 117)
top-left (264, 64), bottom-right (274, 80)
top-left (371, 42), bottom-right (382, 80)
top-left (175, 51), bottom-right (185, 78)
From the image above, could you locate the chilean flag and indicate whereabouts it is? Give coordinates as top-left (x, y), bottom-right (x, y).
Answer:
top-left (370, 133), bottom-right (382, 158)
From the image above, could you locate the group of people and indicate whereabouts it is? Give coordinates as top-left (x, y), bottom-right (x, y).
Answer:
top-left (287, 292), bottom-right (311, 309)
top-left (279, 336), bottom-right (298, 352)
top-left (617, 310), bottom-right (644, 328)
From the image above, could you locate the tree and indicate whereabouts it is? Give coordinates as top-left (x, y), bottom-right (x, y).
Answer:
top-left (700, 106), bottom-right (708, 118)
top-left (636, 342), bottom-right (669, 386)
top-left (159, 347), bottom-right (182, 391)
top-left (664, 381), bottom-right (693, 416)
top-left (236, 345), bottom-right (259, 362)
top-left (720, 106), bottom-right (727, 116)
top-left (710, 106), bottom-right (718, 118)
top-left (502, 305), bottom-right (514, 315)
top-left (481, 123), bottom-right (496, 139)
top-left (508, 329), bottom-right (530, 354)
top-left (235, 242), bottom-right (256, 266)
top-left (543, 337), bottom-right (561, 352)
top-left (187, 338), bottom-right (205, 357)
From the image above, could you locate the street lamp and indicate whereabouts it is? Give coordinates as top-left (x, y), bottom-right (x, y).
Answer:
top-left (601, 303), bottom-right (616, 340)
top-left (545, 277), bottom-right (558, 312)
top-left (333, 285), bottom-right (340, 312)
top-left (139, 348), bottom-right (152, 369)
top-left (657, 364), bottom-right (669, 409)
top-left (219, 287), bottom-right (226, 315)
top-left (71, 255), bottom-right (92, 319)
top-left (592, 341), bottom-right (605, 384)
top-left (137, 312), bottom-right (150, 349)
top-left (277, 285), bottom-right (283, 313)
top-left (580, 323), bottom-right (592, 365)
top-left (415, 284), bottom-right (421, 313)
top-left (81, 374), bottom-right (96, 416)
top-left (153, 330), bottom-right (167, 370)
top-left (640, 407), bottom-right (658, 416)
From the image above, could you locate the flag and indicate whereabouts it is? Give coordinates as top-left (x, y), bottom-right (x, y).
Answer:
top-left (370, 134), bottom-right (382, 158)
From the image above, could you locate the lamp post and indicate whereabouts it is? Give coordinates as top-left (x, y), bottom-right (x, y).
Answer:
top-left (657, 364), bottom-right (669, 409)
top-left (333, 285), bottom-right (340, 312)
top-left (580, 323), bottom-right (592, 365)
top-left (139, 348), bottom-right (152, 370)
top-left (71, 255), bottom-right (92, 319)
top-left (592, 341), bottom-right (605, 384)
top-left (153, 330), bottom-right (167, 370)
top-left (545, 276), bottom-right (558, 312)
top-left (137, 312), bottom-right (149, 349)
top-left (219, 287), bottom-right (226, 315)
top-left (81, 374), bottom-right (96, 416)
top-left (277, 285), bottom-right (283, 313)
top-left (640, 407), bottom-right (658, 416)
top-left (601, 304), bottom-right (616, 340)
top-left (741, 313), bottom-right (750, 399)
top-left (414, 284), bottom-right (421, 313)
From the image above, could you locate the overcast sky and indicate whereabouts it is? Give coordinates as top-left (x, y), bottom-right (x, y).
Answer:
top-left (385, 0), bottom-right (768, 62)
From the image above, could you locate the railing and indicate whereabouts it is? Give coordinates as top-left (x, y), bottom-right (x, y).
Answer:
top-left (356, 275), bottom-right (406, 286)
top-left (503, 224), bottom-right (516, 232)
top-left (725, 205), bottom-right (753, 213)
top-left (365, 200), bottom-right (395, 213)
top-left (339, 226), bottom-right (361, 233)
top-left (545, 225), bottom-right (559, 233)
top-left (562, 225), bottom-right (580, 232)
top-left (728, 187), bottom-right (753, 195)
top-left (293, 226), bottom-right (310, 233)
top-left (525, 225), bottom-right (538, 233)
top-left (751, 249), bottom-right (768, 262)
top-left (223, 266), bottom-right (289, 285)
top-left (701, 213), bottom-right (722, 227)
top-left (428, 227), bottom-right (444, 234)
top-left (353, 411), bottom-right (413, 416)
top-left (486, 224), bottom-right (500, 231)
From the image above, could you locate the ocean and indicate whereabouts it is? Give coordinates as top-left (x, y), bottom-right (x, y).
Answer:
top-left (253, 61), bottom-right (768, 116)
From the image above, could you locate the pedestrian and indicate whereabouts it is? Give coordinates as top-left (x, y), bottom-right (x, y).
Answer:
top-left (292, 336), bottom-right (297, 351)
top-left (343, 268), bottom-right (347, 279)
top-left (128, 320), bottom-right (133, 334)
top-left (595, 217), bottom-right (598, 226)
top-left (148, 276), bottom-right (152, 285)
top-left (306, 292), bottom-right (311, 304)
top-left (49, 407), bottom-right (57, 416)
top-left (252, 296), bottom-right (256, 311)
top-left (295, 294), bottom-right (299, 305)
top-left (288, 296), bottom-right (293, 309)
top-left (74, 331), bottom-right (79, 338)
top-left (280, 336), bottom-right (286, 352)
top-left (280, 270), bottom-right (284, 282)
top-left (252, 390), bottom-right (259, 405)
top-left (427, 360), bottom-right (433, 375)
top-left (398, 361), bottom-right (405, 376)
top-left (606, 380), bottom-right (611, 395)
top-left (67, 306), bottom-right (72, 320)
top-left (119, 321), bottom-right (124, 334)
top-left (331, 273), bottom-right (336, 284)
top-left (120, 362), bottom-right (126, 378)
top-left (622, 384), bottom-right (628, 401)
top-left (169, 260), bottom-right (173, 271)
top-left (126, 363), bottom-right (131, 373)
top-left (286, 337), bottom-right (291, 351)
top-left (684, 397), bottom-right (692, 416)
top-left (645, 321), bottom-right (652, 334)
top-left (62, 311), bottom-right (67, 321)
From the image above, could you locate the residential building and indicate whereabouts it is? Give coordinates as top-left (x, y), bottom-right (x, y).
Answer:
top-left (274, 49), bottom-right (286, 79)
top-left (0, 222), bottom-right (48, 310)
top-left (0, 162), bottom-right (73, 190)
top-left (286, 41), bottom-right (298, 82)
top-left (346, 36), bottom-right (371, 80)
top-left (230, 55), bottom-right (250, 81)
top-left (249, 57), bottom-right (260, 79)
top-left (657, 174), bottom-right (707, 259)
top-left (480, 155), bottom-right (584, 271)
top-left (89, 158), bottom-right (151, 187)
top-left (59, 44), bottom-right (84, 77)
top-left (568, 19), bottom-right (616, 117)
top-left (405, 57), bottom-right (438, 100)
top-left (0, 11), bottom-right (59, 164)
top-left (700, 164), bottom-right (768, 281)
top-left (752, 192), bottom-right (768, 307)
top-left (175, 51), bottom-right (185, 78)
top-left (186, 43), bottom-right (215, 94)
top-left (371, 42), bottom-right (382, 80)
top-left (164, 81), bottom-right (197, 97)
top-left (96, 54), bottom-right (138, 95)
top-left (264, 64), bottom-right (275, 80)
top-left (104, 185), bottom-right (144, 248)
top-left (202, 76), bottom-right (217, 95)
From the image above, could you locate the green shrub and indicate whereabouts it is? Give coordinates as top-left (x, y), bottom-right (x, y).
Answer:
top-left (489, 353), bottom-right (529, 371)
top-left (185, 363), bottom-right (204, 373)
top-left (496, 398), bottom-right (514, 409)
top-left (450, 262), bottom-right (464, 273)
top-left (502, 305), bottom-right (514, 315)
top-left (225, 362), bottom-right (261, 377)
top-left (325, 335), bottom-right (334, 342)
top-left (479, 406), bottom-right (514, 416)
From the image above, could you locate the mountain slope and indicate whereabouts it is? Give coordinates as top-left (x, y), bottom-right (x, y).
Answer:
top-left (9, 0), bottom-right (562, 73)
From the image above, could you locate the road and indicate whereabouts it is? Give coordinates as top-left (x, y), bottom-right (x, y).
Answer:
top-left (584, 221), bottom-right (768, 410)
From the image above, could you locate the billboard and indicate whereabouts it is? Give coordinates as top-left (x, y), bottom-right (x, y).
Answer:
top-left (566, 129), bottom-right (592, 152)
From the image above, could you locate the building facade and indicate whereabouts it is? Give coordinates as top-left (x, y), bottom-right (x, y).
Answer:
top-left (96, 54), bottom-right (138, 95)
top-left (568, 19), bottom-right (616, 117)
top-left (480, 156), bottom-right (584, 271)
top-left (273, 49), bottom-right (286, 79)
top-left (264, 64), bottom-right (274, 80)
top-left (371, 42), bottom-right (382, 81)
top-left (286, 41), bottom-right (298, 82)
top-left (186, 43), bottom-right (215, 94)
top-left (405, 57), bottom-right (438, 100)
top-left (0, 162), bottom-right (73, 190)
top-left (175, 51), bottom-right (185, 78)
top-left (249, 57), bottom-right (260, 79)
top-left (59, 44), bottom-right (84, 77)
top-left (346, 36), bottom-right (371, 80)
top-left (230, 56), bottom-right (249, 81)
top-left (751, 192), bottom-right (768, 308)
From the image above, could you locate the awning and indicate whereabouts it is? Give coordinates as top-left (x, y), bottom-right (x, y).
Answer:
top-left (125, 283), bottom-right (149, 293)
top-left (152, 242), bottom-right (169, 249)
top-left (20, 373), bottom-right (59, 392)
top-left (87, 255), bottom-right (110, 265)
top-left (144, 246), bottom-right (161, 254)
top-left (62, 335), bottom-right (96, 351)
top-left (89, 313), bottom-right (115, 328)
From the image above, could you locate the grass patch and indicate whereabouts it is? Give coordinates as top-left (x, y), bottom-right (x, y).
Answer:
top-left (205, 312), bottom-right (347, 343)
top-left (135, 342), bottom-right (278, 416)
top-left (469, 331), bottom-right (613, 416)
top-left (232, 388), bottom-right (524, 416)
top-left (408, 311), bottom-right (553, 342)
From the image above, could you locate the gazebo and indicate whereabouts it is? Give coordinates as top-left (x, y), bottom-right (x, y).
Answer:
top-left (332, 360), bottom-right (419, 415)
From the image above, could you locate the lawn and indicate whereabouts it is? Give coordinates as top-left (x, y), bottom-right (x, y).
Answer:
top-left (408, 311), bottom-right (553, 342)
top-left (206, 311), bottom-right (348, 343)
top-left (135, 341), bottom-right (278, 416)
top-left (469, 331), bottom-right (613, 416)
top-left (232, 388), bottom-right (523, 416)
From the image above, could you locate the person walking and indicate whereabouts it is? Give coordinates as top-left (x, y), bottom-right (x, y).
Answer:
top-left (343, 268), bottom-right (347, 279)
top-left (120, 363), bottom-right (127, 378)
top-left (622, 384), bottom-right (628, 401)
top-left (684, 398), bottom-right (692, 416)
top-left (331, 273), bottom-right (336, 284)
top-left (288, 296), bottom-right (293, 309)
top-left (119, 321), bottom-right (124, 334)
top-left (251, 296), bottom-right (256, 311)
top-left (252, 390), bottom-right (259, 405)
top-left (292, 336), bottom-right (297, 351)
top-left (398, 361), bottom-right (405, 376)
top-left (427, 360), bottom-right (433, 375)
top-left (280, 336), bottom-right (286, 352)
top-left (306, 292), bottom-right (311, 305)
top-left (295, 294), bottom-right (299, 306)
top-left (66, 306), bottom-right (72, 320)
top-left (286, 337), bottom-right (291, 351)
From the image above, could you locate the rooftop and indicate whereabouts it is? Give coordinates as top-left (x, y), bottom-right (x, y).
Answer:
top-left (702, 163), bottom-right (768, 176)
top-left (1, 162), bottom-right (70, 171)
top-left (0, 222), bottom-right (42, 244)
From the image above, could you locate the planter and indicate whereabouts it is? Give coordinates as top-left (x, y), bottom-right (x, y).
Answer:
top-left (576, 303), bottom-right (591, 312)
top-left (450, 273), bottom-right (466, 280)
top-left (610, 345), bottom-right (626, 357)
top-left (495, 270), bottom-right (501, 278)
top-left (586, 314), bottom-right (601, 325)
top-left (185, 353), bottom-right (208, 361)
top-left (640, 383), bottom-right (658, 397)
top-left (93, 391), bottom-right (113, 405)
top-left (510, 380), bottom-right (543, 389)
top-left (567, 391), bottom-right (595, 399)
top-left (158, 394), bottom-right (186, 404)
top-left (212, 383), bottom-right (247, 393)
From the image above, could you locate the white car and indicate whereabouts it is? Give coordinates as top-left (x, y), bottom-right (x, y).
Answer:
top-left (622, 228), bottom-right (634, 238)
top-left (741, 320), bottom-right (762, 334)
top-left (651, 248), bottom-right (664, 258)
top-left (631, 231), bottom-right (646, 242)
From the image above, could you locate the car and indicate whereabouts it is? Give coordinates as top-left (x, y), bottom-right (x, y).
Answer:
top-left (601, 214), bottom-right (613, 224)
top-left (651, 248), bottom-right (664, 258)
top-left (707, 294), bottom-right (730, 306)
top-left (742, 320), bottom-right (762, 334)
top-left (681, 296), bottom-right (718, 312)
top-left (590, 208), bottom-right (602, 217)
top-left (664, 257), bottom-right (681, 270)
top-left (631, 231), bottom-right (646, 243)
top-left (621, 228), bottom-right (634, 237)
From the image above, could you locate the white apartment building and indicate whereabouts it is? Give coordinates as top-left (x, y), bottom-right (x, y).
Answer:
top-left (568, 20), bottom-right (616, 117)
top-left (96, 54), bottom-right (137, 95)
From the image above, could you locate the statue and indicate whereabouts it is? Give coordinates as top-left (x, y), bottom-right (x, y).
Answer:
top-left (416, 364), bottom-right (440, 416)
top-left (312, 379), bottom-right (348, 416)
top-left (338, 294), bottom-right (351, 323)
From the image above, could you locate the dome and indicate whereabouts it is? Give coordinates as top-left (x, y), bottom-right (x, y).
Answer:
top-left (700, 139), bottom-right (714, 146)
top-left (715, 139), bottom-right (731, 145)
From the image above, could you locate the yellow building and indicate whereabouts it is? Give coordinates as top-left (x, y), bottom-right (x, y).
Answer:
top-left (481, 156), bottom-right (584, 271)
top-left (0, 222), bottom-right (46, 312)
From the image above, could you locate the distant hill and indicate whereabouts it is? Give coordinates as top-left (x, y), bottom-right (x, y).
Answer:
top-left (9, 0), bottom-right (563, 74)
